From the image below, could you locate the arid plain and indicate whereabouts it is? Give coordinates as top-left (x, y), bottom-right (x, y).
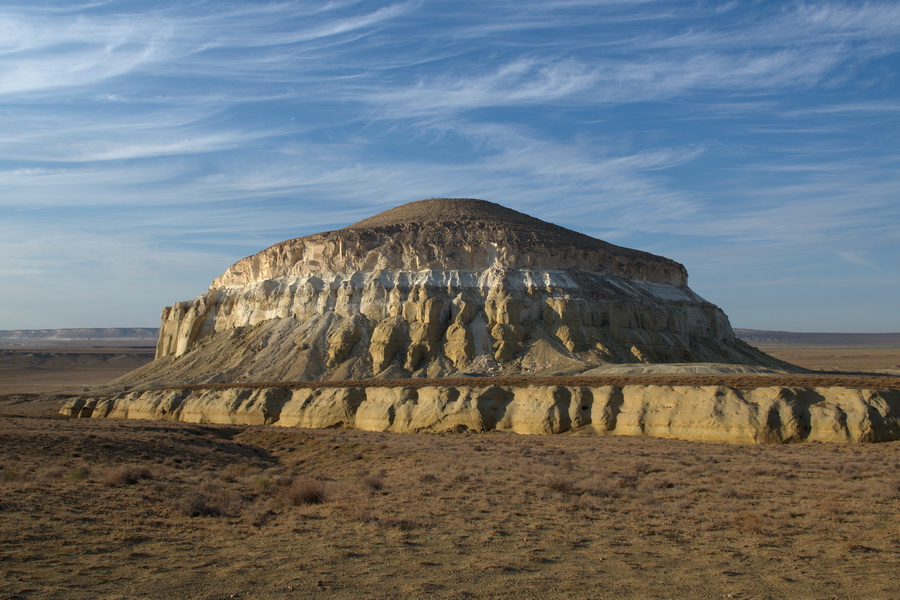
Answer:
top-left (1, 338), bottom-right (899, 599)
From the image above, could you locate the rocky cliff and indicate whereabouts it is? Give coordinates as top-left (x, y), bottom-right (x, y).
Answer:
top-left (118, 199), bottom-right (784, 388)
top-left (61, 382), bottom-right (900, 443)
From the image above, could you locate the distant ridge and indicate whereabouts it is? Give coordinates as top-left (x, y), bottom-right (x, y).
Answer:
top-left (736, 329), bottom-right (900, 347)
top-left (0, 328), bottom-right (159, 341)
top-left (7, 328), bottom-right (896, 346)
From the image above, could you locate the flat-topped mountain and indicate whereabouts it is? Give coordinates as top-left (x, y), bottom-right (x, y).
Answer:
top-left (118, 198), bottom-right (785, 388)
top-left (68, 199), bottom-right (900, 443)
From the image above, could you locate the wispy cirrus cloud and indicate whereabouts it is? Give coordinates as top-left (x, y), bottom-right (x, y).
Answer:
top-left (1, 1), bottom-right (899, 330)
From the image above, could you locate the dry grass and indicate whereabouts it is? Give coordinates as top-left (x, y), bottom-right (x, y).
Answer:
top-left (1, 412), bottom-right (898, 599)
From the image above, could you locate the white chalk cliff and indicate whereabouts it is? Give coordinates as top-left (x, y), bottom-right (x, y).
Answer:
top-left (120, 198), bottom-right (784, 388)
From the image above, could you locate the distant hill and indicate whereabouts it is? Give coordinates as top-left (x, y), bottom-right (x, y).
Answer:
top-left (735, 329), bottom-right (900, 347)
top-left (0, 328), bottom-right (159, 341)
top-left (3, 327), bottom-right (897, 347)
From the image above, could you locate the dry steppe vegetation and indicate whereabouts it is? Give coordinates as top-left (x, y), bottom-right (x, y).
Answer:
top-left (2, 409), bottom-right (898, 599)
top-left (2, 343), bottom-right (899, 598)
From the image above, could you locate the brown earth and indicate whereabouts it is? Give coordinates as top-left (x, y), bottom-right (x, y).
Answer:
top-left (2, 345), bottom-right (899, 598)
top-left (0, 344), bottom-right (155, 395)
top-left (754, 345), bottom-right (900, 375)
top-left (2, 408), bottom-right (899, 600)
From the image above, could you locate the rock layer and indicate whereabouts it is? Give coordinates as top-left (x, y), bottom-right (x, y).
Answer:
top-left (123, 199), bottom-right (785, 387)
top-left (61, 384), bottom-right (900, 443)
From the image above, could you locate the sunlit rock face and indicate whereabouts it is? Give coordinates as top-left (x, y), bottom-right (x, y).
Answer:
top-left (62, 384), bottom-right (900, 443)
top-left (128, 198), bottom-right (781, 387)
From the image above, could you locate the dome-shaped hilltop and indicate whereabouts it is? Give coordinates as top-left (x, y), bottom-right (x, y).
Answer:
top-left (345, 198), bottom-right (542, 228)
top-left (212, 198), bottom-right (687, 288)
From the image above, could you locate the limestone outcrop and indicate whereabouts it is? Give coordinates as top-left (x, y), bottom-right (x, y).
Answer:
top-left (117, 198), bottom-right (786, 388)
top-left (61, 383), bottom-right (900, 443)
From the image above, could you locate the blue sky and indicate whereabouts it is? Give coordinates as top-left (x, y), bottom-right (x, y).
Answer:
top-left (1, 1), bottom-right (898, 332)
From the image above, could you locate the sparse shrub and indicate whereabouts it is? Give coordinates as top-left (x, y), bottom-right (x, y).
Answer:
top-left (35, 466), bottom-right (67, 483)
top-left (888, 478), bottom-right (900, 498)
top-left (175, 491), bottom-right (220, 517)
top-left (633, 460), bottom-right (653, 475)
top-left (419, 473), bottom-right (439, 484)
top-left (242, 500), bottom-right (277, 527)
top-left (840, 464), bottom-right (863, 480)
top-left (356, 509), bottom-right (379, 523)
top-left (379, 517), bottom-right (421, 531)
top-left (585, 482), bottom-right (618, 499)
top-left (720, 486), bottom-right (740, 499)
top-left (282, 477), bottom-right (326, 505)
top-left (358, 471), bottom-right (385, 492)
top-left (101, 465), bottom-right (152, 486)
top-left (252, 475), bottom-right (275, 494)
top-left (818, 499), bottom-right (845, 521)
top-left (67, 467), bottom-right (89, 482)
top-left (175, 487), bottom-right (244, 518)
top-left (222, 463), bottom-right (256, 482)
top-left (545, 475), bottom-right (579, 496)
top-left (734, 511), bottom-right (769, 535)
top-left (1, 466), bottom-right (23, 482)
top-left (617, 473), bottom-right (640, 489)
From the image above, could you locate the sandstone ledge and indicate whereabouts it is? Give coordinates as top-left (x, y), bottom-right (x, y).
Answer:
top-left (61, 382), bottom-right (900, 443)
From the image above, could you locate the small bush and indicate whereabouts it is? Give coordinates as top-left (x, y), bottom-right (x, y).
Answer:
top-left (734, 511), bottom-right (769, 535)
top-left (101, 465), bottom-right (152, 487)
top-left (359, 472), bottom-right (385, 492)
top-left (1, 466), bottom-right (23, 482)
top-left (222, 464), bottom-right (256, 482)
top-left (617, 473), bottom-right (640, 489)
top-left (252, 475), bottom-right (276, 494)
top-left (35, 466), bottom-right (67, 483)
top-left (379, 517), bottom-right (421, 531)
top-left (419, 473), bottom-right (439, 484)
top-left (719, 486), bottom-right (740, 499)
top-left (175, 488), bottom-right (244, 518)
top-left (67, 467), bottom-right (89, 482)
top-left (545, 476), bottom-right (579, 496)
top-left (242, 501), bottom-right (277, 527)
top-left (283, 477), bottom-right (326, 505)
top-left (175, 492), bottom-right (221, 517)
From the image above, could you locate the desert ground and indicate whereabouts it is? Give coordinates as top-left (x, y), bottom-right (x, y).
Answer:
top-left (1, 341), bottom-right (899, 599)
top-left (0, 342), bottom-right (155, 395)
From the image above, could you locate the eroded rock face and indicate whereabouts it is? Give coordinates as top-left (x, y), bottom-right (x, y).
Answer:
top-left (129, 198), bottom-right (785, 387)
top-left (61, 384), bottom-right (900, 443)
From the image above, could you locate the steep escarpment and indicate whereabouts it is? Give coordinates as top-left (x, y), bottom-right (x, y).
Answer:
top-left (62, 383), bottom-right (900, 443)
top-left (121, 198), bottom-right (786, 388)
